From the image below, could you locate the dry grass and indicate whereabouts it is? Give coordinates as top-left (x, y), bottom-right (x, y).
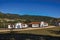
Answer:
top-left (0, 26), bottom-right (60, 37)
top-left (16, 26), bottom-right (60, 37)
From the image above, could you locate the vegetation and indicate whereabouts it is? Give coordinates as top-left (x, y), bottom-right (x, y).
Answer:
top-left (0, 27), bottom-right (60, 37)
top-left (0, 12), bottom-right (60, 28)
top-left (15, 27), bottom-right (60, 37)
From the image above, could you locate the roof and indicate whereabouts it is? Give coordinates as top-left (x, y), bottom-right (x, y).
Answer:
top-left (29, 22), bottom-right (40, 24)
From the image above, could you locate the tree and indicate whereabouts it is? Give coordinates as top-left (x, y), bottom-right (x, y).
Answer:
top-left (24, 19), bottom-right (31, 24)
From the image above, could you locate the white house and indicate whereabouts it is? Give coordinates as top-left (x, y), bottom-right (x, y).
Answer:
top-left (43, 23), bottom-right (48, 27)
top-left (40, 21), bottom-right (48, 27)
top-left (29, 22), bottom-right (48, 28)
top-left (40, 21), bottom-right (44, 27)
top-left (22, 24), bottom-right (28, 28)
top-left (15, 22), bottom-right (28, 28)
top-left (8, 21), bottom-right (48, 29)
top-left (29, 22), bottom-right (40, 27)
top-left (58, 23), bottom-right (60, 26)
top-left (8, 25), bottom-right (12, 29)
top-left (15, 22), bottom-right (22, 28)
top-left (8, 24), bottom-right (14, 29)
top-left (8, 22), bottom-right (28, 29)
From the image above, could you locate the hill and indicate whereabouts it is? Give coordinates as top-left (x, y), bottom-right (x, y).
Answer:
top-left (0, 12), bottom-right (58, 22)
top-left (0, 12), bottom-right (60, 27)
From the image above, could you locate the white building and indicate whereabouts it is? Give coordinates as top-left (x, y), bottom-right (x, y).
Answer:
top-left (43, 23), bottom-right (48, 27)
top-left (22, 24), bottom-right (28, 28)
top-left (40, 21), bottom-right (44, 27)
top-left (59, 23), bottom-right (60, 26)
top-left (8, 25), bottom-right (12, 29)
top-left (14, 22), bottom-right (28, 28)
top-left (8, 24), bottom-right (14, 29)
top-left (29, 22), bottom-right (40, 27)
top-left (15, 22), bottom-right (22, 28)
top-left (8, 22), bottom-right (28, 29)
top-left (8, 22), bottom-right (48, 29)
top-left (40, 21), bottom-right (48, 27)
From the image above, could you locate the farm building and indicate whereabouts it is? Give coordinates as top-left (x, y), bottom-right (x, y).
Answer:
top-left (59, 23), bottom-right (60, 26)
top-left (29, 22), bottom-right (40, 27)
top-left (29, 21), bottom-right (48, 28)
top-left (8, 22), bottom-right (28, 28)
top-left (8, 21), bottom-right (48, 29)
top-left (15, 22), bottom-right (22, 28)
top-left (8, 24), bottom-right (14, 29)
top-left (21, 23), bottom-right (28, 28)
top-left (15, 22), bottom-right (28, 28)
top-left (40, 21), bottom-right (48, 27)
top-left (43, 22), bottom-right (48, 27)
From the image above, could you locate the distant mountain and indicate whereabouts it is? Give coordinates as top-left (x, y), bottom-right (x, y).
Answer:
top-left (0, 12), bottom-right (20, 19)
top-left (0, 12), bottom-right (58, 22)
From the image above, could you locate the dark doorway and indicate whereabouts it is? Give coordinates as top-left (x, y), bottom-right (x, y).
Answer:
top-left (29, 24), bottom-right (32, 27)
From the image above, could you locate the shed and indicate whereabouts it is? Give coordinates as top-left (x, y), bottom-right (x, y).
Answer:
top-left (15, 22), bottom-right (22, 28)
top-left (29, 22), bottom-right (40, 27)
top-left (22, 23), bottom-right (28, 28)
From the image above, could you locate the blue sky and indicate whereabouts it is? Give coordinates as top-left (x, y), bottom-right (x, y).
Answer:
top-left (0, 0), bottom-right (60, 18)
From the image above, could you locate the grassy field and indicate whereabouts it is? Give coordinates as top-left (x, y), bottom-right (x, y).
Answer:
top-left (0, 26), bottom-right (60, 37)
top-left (16, 26), bottom-right (60, 37)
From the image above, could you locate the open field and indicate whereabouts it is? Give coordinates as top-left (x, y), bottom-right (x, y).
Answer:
top-left (0, 26), bottom-right (60, 37)
top-left (15, 26), bottom-right (60, 37)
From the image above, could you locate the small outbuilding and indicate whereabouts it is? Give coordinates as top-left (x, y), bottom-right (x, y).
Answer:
top-left (29, 22), bottom-right (40, 27)
top-left (8, 24), bottom-right (14, 29)
top-left (58, 21), bottom-right (60, 26)
top-left (14, 22), bottom-right (28, 28)
top-left (43, 22), bottom-right (48, 27)
top-left (40, 21), bottom-right (48, 27)
top-left (22, 23), bottom-right (28, 28)
top-left (15, 22), bottom-right (22, 28)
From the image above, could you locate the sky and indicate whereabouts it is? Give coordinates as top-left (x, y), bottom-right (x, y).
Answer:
top-left (0, 0), bottom-right (60, 18)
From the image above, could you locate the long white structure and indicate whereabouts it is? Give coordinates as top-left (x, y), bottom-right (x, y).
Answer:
top-left (8, 22), bottom-right (48, 29)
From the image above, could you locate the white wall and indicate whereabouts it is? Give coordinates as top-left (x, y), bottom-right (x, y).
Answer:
top-left (22, 24), bottom-right (28, 28)
top-left (43, 23), bottom-right (48, 27)
top-left (8, 25), bottom-right (14, 29)
top-left (59, 23), bottom-right (60, 26)
top-left (40, 21), bottom-right (48, 27)
top-left (32, 24), bottom-right (39, 27)
top-left (8, 25), bottom-right (11, 29)
top-left (15, 23), bottom-right (22, 28)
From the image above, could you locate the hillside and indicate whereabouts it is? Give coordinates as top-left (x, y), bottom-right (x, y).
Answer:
top-left (0, 12), bottom-right (58, 22)
top-left (0, 12), bottom-right (20, 19)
